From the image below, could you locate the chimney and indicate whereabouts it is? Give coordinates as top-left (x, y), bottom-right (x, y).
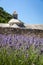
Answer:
top-left (13, 11), bottom-right (18, 19)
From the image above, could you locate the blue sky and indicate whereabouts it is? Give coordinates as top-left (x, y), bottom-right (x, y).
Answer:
top-left (0, 0), bottom-right (43, 24)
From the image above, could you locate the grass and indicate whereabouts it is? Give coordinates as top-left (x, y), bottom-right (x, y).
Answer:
top-left (0, 45), bottom-right (43, 65)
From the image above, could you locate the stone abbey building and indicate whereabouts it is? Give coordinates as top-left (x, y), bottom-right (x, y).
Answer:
top-left (0, 11), bottom-right (43, 53)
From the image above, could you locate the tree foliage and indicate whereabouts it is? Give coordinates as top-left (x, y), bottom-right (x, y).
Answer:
top-left (0, 7), bottom-right (13, 23)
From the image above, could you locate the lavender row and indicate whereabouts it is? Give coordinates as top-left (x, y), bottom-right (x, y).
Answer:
top-left (0, 34), bottom-right (43, 49)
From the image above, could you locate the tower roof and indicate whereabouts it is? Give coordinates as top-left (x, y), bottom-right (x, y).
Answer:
top-left (13, 11), bottom-right (18, 15)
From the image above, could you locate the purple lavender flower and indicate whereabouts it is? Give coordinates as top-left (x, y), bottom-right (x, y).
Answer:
top-left (0, 34), bottom-right (43, 50)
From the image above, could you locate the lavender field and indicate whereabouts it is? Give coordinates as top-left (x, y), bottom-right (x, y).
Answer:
top-left (0, 34), bottom-right (43, 50)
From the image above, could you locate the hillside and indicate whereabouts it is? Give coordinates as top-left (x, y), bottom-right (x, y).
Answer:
top-left (0, 7), bottom-right (13, 23)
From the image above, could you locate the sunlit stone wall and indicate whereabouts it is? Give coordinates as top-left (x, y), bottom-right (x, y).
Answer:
top-left (0, 28), bottom-right (43, 51)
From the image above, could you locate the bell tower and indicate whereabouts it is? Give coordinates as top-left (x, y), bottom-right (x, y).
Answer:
top-left (13, 11), bottom-right (18, 19)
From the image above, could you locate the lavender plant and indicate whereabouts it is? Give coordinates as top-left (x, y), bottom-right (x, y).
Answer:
top-left (0, 34), bottom-right (43, 51)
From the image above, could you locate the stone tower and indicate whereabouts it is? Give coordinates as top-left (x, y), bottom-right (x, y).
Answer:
top-left (13, 11), bottom-right (18, 19)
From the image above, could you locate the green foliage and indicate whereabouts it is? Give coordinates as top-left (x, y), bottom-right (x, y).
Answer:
top-left (0, 7), bottom-right (13, 23)
top-left (0, 45), bottom-right (43, 65)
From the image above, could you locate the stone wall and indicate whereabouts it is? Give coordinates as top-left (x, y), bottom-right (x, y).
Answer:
top-left (0, 28), bottom-right (43, 36)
